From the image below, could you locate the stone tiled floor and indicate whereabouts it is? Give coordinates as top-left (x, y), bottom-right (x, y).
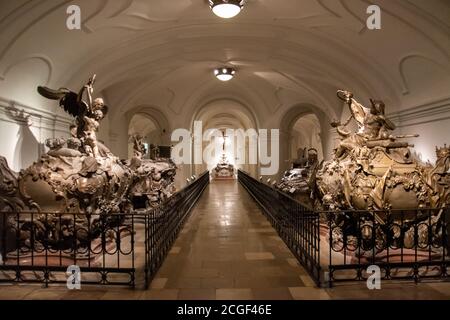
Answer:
top-left (1, 180), bottom-right (449, 300)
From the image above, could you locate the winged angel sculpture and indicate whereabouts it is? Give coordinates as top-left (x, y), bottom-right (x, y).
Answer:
top-left (0, 75), bottom-right (178, 265)
top-left (38, 74), bottom-right (111, 158)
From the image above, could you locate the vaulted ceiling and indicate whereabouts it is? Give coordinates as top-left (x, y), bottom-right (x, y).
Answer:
top-left (0, 0), bottom-right (449, 131)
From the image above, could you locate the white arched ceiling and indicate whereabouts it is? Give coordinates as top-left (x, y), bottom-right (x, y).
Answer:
top-left (193, 99), bottom-right (257, 131)
top-left (1, 0), bottom-right (449, 120)
top-left (125, 105), bottom-right (171, 133)
top-left (128, 113), bottom-right (157, 137)
top-left (0, 0), bottom-right (449, 167)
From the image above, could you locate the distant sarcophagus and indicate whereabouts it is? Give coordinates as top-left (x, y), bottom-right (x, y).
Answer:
top-left (212, 154), bottom-right (235, 179)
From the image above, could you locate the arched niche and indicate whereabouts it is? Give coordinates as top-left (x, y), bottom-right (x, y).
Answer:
top-left (278, 103), bottom-right (332, 177)
top-left (122, 105), bottom-right (172, 158)
top-left (290, 114), bottom-right (324, 162)
top-left (128, 113), bottom-right (160, 159)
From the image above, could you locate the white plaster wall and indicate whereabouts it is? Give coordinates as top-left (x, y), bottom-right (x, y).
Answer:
top-left (391, 99), bottom-right (450, 164)
top-left (0, 121), bottom-right (22, 171)
top-left (0, 98), bottom-right (72, 171)
top-left (405, 119), bottom-right (450, 164)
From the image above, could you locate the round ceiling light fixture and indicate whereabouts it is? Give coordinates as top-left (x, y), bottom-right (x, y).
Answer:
top-left (214, 67), bottom-right (236, 81)
top-left (209, 0), bottom-right (245, 19)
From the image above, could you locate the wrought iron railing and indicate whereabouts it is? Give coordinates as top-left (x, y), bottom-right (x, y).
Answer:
top-left (237, 170), bottom-right (322, 286)
top-left (0, 171), bottom-right (209, 288)
top-left (144, 171), bottom-right (210, 288)
top-left (323, 208), bottom-right (449, 285)
top-left (0, 211), bottom-right (137, 287)
top-left (238, 169), bottom-right (450, 287)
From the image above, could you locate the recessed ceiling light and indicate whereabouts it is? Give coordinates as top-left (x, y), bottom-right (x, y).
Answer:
top-left (209, 0), bottom-right (245, 19)
top-left (214, 67), bottom-right (236, 81)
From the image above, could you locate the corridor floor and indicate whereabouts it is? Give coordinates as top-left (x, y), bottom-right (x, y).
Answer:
top-left (142, 180), bottom-right (450, 300)
top-left (147, 180), bottom-right (311, 300)
top-left (0, 180), bottom-right (449, 300)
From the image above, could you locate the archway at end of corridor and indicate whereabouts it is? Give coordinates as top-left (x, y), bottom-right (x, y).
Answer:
top-left (188, 98), bottom-right (260, 180)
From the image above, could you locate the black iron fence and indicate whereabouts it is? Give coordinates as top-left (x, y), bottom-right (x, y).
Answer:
top-left (0, 171), bottom-right (209, 288)
top-left (238, 169), bottom-right (450, 287)
top-left (144, 171), bottom-right (210, 287)
top-left (324, 208), bottom-right (449, 285)
top-left (237, 170), bottom-right (322, 285)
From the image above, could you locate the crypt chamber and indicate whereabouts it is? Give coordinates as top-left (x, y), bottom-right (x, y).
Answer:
top-left (0, 0), bottom-right (449, 300)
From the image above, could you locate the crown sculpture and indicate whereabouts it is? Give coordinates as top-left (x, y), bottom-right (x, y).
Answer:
top-left (0, 75), bottom-right (176, 259)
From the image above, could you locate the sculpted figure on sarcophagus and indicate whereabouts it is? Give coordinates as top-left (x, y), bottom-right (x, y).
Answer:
top-left (316, 90), bottom-right (449, 211)
top-left (0, 76), bottom-right (177, 259)
top-left (315, 90), bottom-right (449, 253)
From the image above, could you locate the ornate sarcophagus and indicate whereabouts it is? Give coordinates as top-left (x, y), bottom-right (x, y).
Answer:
top-left (315, 90), bottom-right (449, 257)
top-left (0, 75), bottom-right (177, 265)
top-left (212, 154), bottom-right (235, 179)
